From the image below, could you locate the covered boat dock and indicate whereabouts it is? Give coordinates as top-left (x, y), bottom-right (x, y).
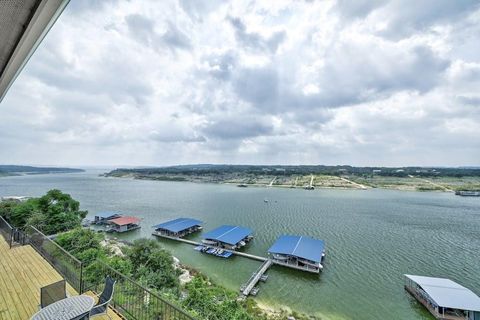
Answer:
top-left (202, 225), bottom-right (253, 250)
top-left (268, 235), bottom-right (326, 273)
top-left (152, 218), bottom-right (202, 238)
top-left (404, 275), bottom-right (480, 320)
top-left (94, 212), bottom-right (122, 225)
top-left (106, 216), bottom-right (141, 233)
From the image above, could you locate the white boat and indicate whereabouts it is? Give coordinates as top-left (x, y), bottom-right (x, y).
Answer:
top-left (272, 254), bottom-right (289, 260)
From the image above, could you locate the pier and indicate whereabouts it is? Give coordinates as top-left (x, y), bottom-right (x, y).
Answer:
top-left (153, 233), bottom-right (267, 262)
top-left (240, 259), bottom-right (273, 297)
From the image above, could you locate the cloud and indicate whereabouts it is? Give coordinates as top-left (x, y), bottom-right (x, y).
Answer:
top-left (125, 14), bottom-right (156, 46)
top-left (202, 114), bottom-right (274, 140)
top-left (334, 0), bottom-right (479, 40)
top-left (161, 21), bottom-right (192, 50)
top-left (125, 14), bottom-right (191, 51)
top-left (227, 16), bottom-right (286, 53)
top-left (0, 0), bottom-right (479, 166)
top-left (233, 66), bottom-right (279, 106)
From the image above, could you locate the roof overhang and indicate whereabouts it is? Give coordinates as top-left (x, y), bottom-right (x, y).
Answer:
top-left (0, 0), bottom-right (70, 102)
top-left (203, 225), bottom-right (253, 246)
top-left (153, 218), bottom-right (202, 233)
top-left (109, 216), bottom-right (141, 226)
top-left (268, 235), bottom-right (325, 263)
top-left (405, 274), bottom-right (480, 312)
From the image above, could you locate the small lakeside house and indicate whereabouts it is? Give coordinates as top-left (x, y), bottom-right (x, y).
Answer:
top-left (106, 216), bottom-right (141, 233)
top-left (152, 218), bottom-right (202, 238)
top-left (202, 225), bottom-right (253, 250)
top-left (404, 275), bottom-right (480, 320)
top-left (94, 212), bottom-right (122, 225)
top-left (268, 235), bottom-right (326, 273)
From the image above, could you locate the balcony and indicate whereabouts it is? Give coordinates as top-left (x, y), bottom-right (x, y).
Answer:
top-left (0, 233), bottom-right (122, 319)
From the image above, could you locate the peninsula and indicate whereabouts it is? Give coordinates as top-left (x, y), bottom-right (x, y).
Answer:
top-left (0, 165), bottom-right (84, 177)
top-left (106, 165), bottom-right (480, 192)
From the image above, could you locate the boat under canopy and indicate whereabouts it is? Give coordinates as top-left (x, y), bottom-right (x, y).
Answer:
top-left (202, 225), bottom-right (253, 250)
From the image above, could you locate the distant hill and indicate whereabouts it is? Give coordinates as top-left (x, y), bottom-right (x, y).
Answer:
top-left (0, 165), bottom-right (84, 176)
top-left (107, 164), bottom-right (480, 178)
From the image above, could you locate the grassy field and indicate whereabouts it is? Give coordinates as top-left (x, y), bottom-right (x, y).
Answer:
top-left (226, 174), bottom-right (364, 189)
top-left (108, 169), bottom-right (480, 192)
top-left (347, 175), bottom-right (480, 191)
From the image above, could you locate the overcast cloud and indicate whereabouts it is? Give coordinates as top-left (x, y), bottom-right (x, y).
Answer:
top-left (1, 0), bottom-right (479, 167)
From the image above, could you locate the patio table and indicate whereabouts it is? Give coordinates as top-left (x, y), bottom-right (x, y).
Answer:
top-left (31, 295), bottom-right (95, 320)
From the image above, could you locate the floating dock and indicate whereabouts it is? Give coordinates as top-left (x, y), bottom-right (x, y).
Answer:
top-left (404, 274), bottom-right (480, 320)
top-left (94, 212), bottom-right (122, 225)
top-left (152, 218), bottom-right (202, 238)
top-left (268, 235), bottom-right (326, 273)
top-left (153, 229), bottom-right (327, 299)
top-left (194, 245), bottom-right (233, 258)
top-left (201, 225), bottom-right (253, 250)
top-left (153, 233), bottom-right (267, 262)
top-left (240, 259), bottom-right (273, 297)
top-left (106, 216), bottom-right (141, 233)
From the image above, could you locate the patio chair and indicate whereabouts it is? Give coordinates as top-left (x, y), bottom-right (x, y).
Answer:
top-left (40, 280), bottom-right (67, 308)
top-left (89, 276), bottom-right (116, 319)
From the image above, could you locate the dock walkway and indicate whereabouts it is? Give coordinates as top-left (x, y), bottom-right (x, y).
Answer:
top-left (241, 259), bottom-right (273, 297)
top-left (152, 233), bottom-right (267, 262)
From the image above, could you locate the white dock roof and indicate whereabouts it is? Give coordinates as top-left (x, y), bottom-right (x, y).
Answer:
top-left (405, 275), bottom-right (480, 312)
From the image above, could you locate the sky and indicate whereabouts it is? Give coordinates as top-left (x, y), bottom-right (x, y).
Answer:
top-left (1, 0), bottom-right (479, 167)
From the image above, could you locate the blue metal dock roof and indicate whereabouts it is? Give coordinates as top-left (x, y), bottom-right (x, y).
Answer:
top-left (95, 212), bottom-right (121, 219)
top-left (268, 235), bottom-right (325, 263)
top-left (202, 225), bottom-right (253, 246)
top-left (153, 218), bottom-right (202, 233)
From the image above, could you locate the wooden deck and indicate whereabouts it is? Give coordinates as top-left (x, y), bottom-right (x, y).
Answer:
top-left (0, 236), bottom-right (123, 320)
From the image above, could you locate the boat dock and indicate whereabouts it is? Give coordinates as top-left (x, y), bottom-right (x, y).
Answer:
top-left (153, 233), bottom-right (267, 262)
top-left (154, 227), bottom-right (327, 298)
top-left (240, 259), bottom-right (273, 297)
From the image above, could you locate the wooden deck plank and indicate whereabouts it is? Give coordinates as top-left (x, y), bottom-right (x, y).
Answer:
top-left (0, 236), bottom-right (123, 320)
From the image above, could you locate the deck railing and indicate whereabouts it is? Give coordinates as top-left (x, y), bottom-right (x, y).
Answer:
top-left (27, 226), bottom-right (84, 293)
top-left (83, 259), bottom-right (195, 320)
top-left (4, 225), bottom-right (195, 319)
top-left (0, 215), bottom-right (13, 247)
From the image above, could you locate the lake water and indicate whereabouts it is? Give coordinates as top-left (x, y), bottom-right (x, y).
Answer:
top-left (1, 170), bottom-right (479, 320)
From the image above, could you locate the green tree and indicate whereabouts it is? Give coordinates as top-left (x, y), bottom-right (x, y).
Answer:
top-left (0, 200), bottom-right (18, 222)
top-left (55, 228), bottom-right (102, 256)
top-left (0, 189), bottom-right (87, 235)
top-left (127, 239), bottom-right (180, 291)
top-left (37, 189), bottom-right (87, 234)
top-left (9, 199), bottom-right (40, 227)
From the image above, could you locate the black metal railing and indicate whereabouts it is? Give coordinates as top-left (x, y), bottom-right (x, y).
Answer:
top-left (0, 215), bottom-right (13, 247)
top-left (27, 226), bottom-right (84, 293)
top-left (3, 225), bottom-right (195, 319)
top-left (83, 259), bottom-right (195, 320)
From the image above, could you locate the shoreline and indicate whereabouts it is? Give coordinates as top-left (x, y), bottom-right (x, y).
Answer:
top-left (104, 174), bottom-right (466, 193)
top-left (104, 236), bottom-right (319, 320)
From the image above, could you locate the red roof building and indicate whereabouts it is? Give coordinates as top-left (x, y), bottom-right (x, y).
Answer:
top-left (109, 216), bottom-right (141, 226)
top-left (106, 216), bottom-right (141, 233)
